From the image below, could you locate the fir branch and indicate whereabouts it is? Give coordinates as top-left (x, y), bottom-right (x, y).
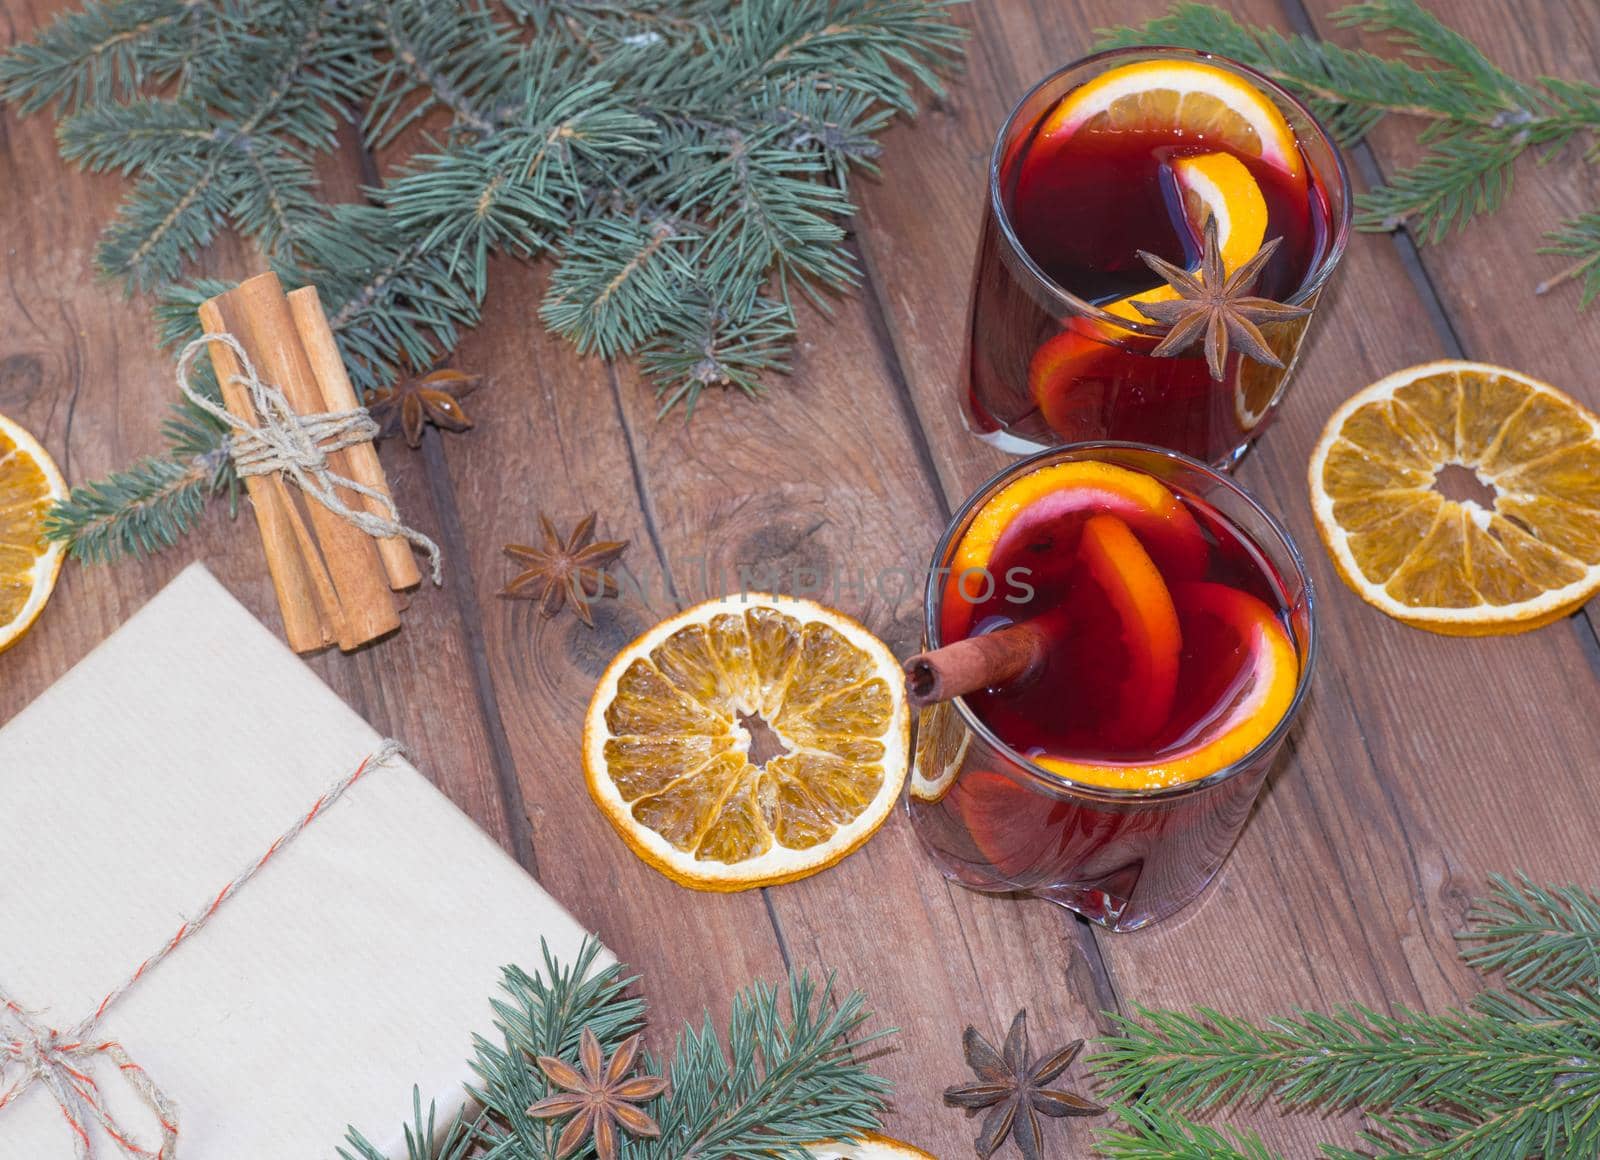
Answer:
top-left (0, 0), bottom-right (203, 114)
top-left (341, 939), bottom-right (891, 1160)
top-left (645, 972), bottom-right (890, 1159)
top-left (541, 216), bottom-right (697, 357)
top-left (1095, 1105), bottom-right (1282, 1160)
top-left (1458, 871), bottom-right (1600, 991)
top-left (361, 0), bottom-right (520, 147)
top-left (1090, 876), bottom-right (1600, 1159)
top-left (43, 443), bottom-right (232, 563)
top-left (1539, 211), bottom-right (1600, 307)
top-left (4, 0), bottom-right (961, 561)
top-left (1094, 1), bottom-right (1600, 250)
top-left (642, 288), bottom-right (794, 414)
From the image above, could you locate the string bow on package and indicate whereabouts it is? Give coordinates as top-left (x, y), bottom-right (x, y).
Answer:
top-left (0, 565), bottom-right (599, 1158)
top-left (0, 744), bottom-right (405, 1159)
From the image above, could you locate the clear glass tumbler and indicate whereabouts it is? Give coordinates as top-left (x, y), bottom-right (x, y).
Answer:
top-left (905, 443), bottom-right (1316, 930)
top-left (962, 47), bottom-right (1352, 467)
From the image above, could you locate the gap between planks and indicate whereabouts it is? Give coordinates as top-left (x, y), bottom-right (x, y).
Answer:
top-left (1276, 0), bottom-right (1600, 672)
top-left (851, 228), bottom-right (1127, 1017)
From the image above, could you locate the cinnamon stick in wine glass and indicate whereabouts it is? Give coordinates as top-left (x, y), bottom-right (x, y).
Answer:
top-left (903, 618), bottom-right (1055, 709)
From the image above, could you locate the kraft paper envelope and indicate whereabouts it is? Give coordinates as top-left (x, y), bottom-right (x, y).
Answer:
top-left (0, 563), bottom-right (598, 1158)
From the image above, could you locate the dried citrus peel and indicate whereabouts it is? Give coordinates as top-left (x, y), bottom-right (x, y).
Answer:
top-left (1309, 360), bottom-right (1600, 634)
top-left (584, 594), bottom-right (909, 890)
top-left (0, 412), bottom-right (66, 654)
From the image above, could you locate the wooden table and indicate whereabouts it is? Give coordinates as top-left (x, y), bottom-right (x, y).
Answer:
top-left (3, 2), bottom-right (1597, 1154)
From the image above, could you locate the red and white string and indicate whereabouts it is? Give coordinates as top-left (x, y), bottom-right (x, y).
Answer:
top-left (0, 740), bottom-right (406, 1158)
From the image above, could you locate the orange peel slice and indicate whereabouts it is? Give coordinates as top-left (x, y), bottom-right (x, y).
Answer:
top-left (1309, 360), bottom-right (1600, 634)
top-left (1035, 581), bottom-right (1298, 790)
top-left (1041, 59), bottom-right (1302, 178)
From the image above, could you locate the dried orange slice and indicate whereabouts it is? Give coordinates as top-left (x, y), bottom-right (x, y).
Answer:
top-left (1036, 581), bottom-right (1297, 789)
top-left (1309, 361), bottom-right (1600, 634)
top-left (584, 594), bottom-right (909, 890)
top-left (0, 412), bottom-right (66, 654)
top-left (1041, 59), bottom-right (1302, 178)
top-left (809, 1134), bottom-right (937, 1159)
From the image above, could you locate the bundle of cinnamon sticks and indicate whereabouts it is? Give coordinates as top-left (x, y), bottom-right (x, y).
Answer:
top-left (201, 272), bottom-right (418, 653)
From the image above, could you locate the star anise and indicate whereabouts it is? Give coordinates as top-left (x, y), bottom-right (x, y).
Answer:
top-left (527, 1028), bottom-right (667, 1160)
top-left (501, 512), bottom-right (629, 627)
top-left (1134, 214), bottom-right (1310, 381)
top-left (367, 366), bottom-right (482, 448)
top-left (943, 1010), bottom-right (1104, 1160)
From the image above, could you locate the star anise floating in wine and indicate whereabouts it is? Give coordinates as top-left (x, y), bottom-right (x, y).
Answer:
top-left (527, 1027), bottom-right (668, 1160)
top-left (1134, 215), bottom-right (1310, 382)
top-left (944, 1009), bottom-right (1104, 1160)
top-left (367, 365), bottom-right (482, 448)
top-left (501, 512), bottom-right (629, 627)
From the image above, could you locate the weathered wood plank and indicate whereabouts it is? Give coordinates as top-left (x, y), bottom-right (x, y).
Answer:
top-left (851, 0), bottom-right (1600, 1151)
top-left (0, 3), bottom-right (513, 846)
top-left (416, 257), bottom-right (791, 1050)
top-left (605, 289), bottom-right (1120, 1152)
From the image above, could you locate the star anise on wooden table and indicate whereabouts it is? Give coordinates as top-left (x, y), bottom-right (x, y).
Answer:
top-left (367, 365), bottom-right (482, 448)
top-left (501, 512), bottom-right (629, 627)
top-left (527, 1027), bottom-right (668, 1160)
top-left (1134, 215), bottom-right (1310, 382)
top-left (944, 1009), bottom-right (1104, 1160)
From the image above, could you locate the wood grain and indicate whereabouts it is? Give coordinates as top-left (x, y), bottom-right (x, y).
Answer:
top-left (3, 1), bottom-right (1599, 1156)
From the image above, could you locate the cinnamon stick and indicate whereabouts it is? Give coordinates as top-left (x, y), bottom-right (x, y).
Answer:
top-left (285, 285), bottom-right (422, 592)
top-left (903, 621), bottom-right (1053, 708)
top-left (220, 272), bottom-right (400, 650)
top-left (198, 298), bottom-right (338, 653)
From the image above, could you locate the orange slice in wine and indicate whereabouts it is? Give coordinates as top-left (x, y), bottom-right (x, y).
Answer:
top-left (1077, 513), bottom-right (1183, 746)
top-left (1105, 151), bottom-right (1271, 325)
top-left (951, 461), bottom-right (1207, 602)
top-left (1035, 581), bottom-right (1298, 790)
top-left (1028, 153), bottom-right (1271, 440)
top-left (1040, 59), bottom-right (1302, 178)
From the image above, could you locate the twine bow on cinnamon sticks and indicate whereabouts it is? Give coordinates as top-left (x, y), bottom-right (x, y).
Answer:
top-left (0, 742), bottom-right (407, 1159)
top-left (195, 273), bottom-right (439, 654)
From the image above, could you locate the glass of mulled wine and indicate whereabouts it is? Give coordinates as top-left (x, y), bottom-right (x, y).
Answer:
top-left (905, 443), bottom-right (1315, 931)
top-left (963, 48), bottom-right (1351, 467)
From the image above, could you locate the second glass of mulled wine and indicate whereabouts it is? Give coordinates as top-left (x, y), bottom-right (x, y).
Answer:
top-left (905, 443), bottom-right (1315, 930)
top-left (963, 47), bottom-right (1351, 467)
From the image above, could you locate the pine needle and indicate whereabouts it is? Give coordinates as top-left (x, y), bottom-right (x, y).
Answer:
top-left (1091, 874), bottom-right (1600, 1158)
top-left (338, 938), bottom-right (892, 1160)
top-left (0, 0), bottom-right (963, 563)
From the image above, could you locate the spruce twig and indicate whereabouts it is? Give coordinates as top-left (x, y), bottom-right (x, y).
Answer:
top-left (338, 938), bottom-right (892, 1160)
top-left (0, 0), bottom-right (963, 563)
top-left (1091, 874), bottom-right (1600, 1159)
